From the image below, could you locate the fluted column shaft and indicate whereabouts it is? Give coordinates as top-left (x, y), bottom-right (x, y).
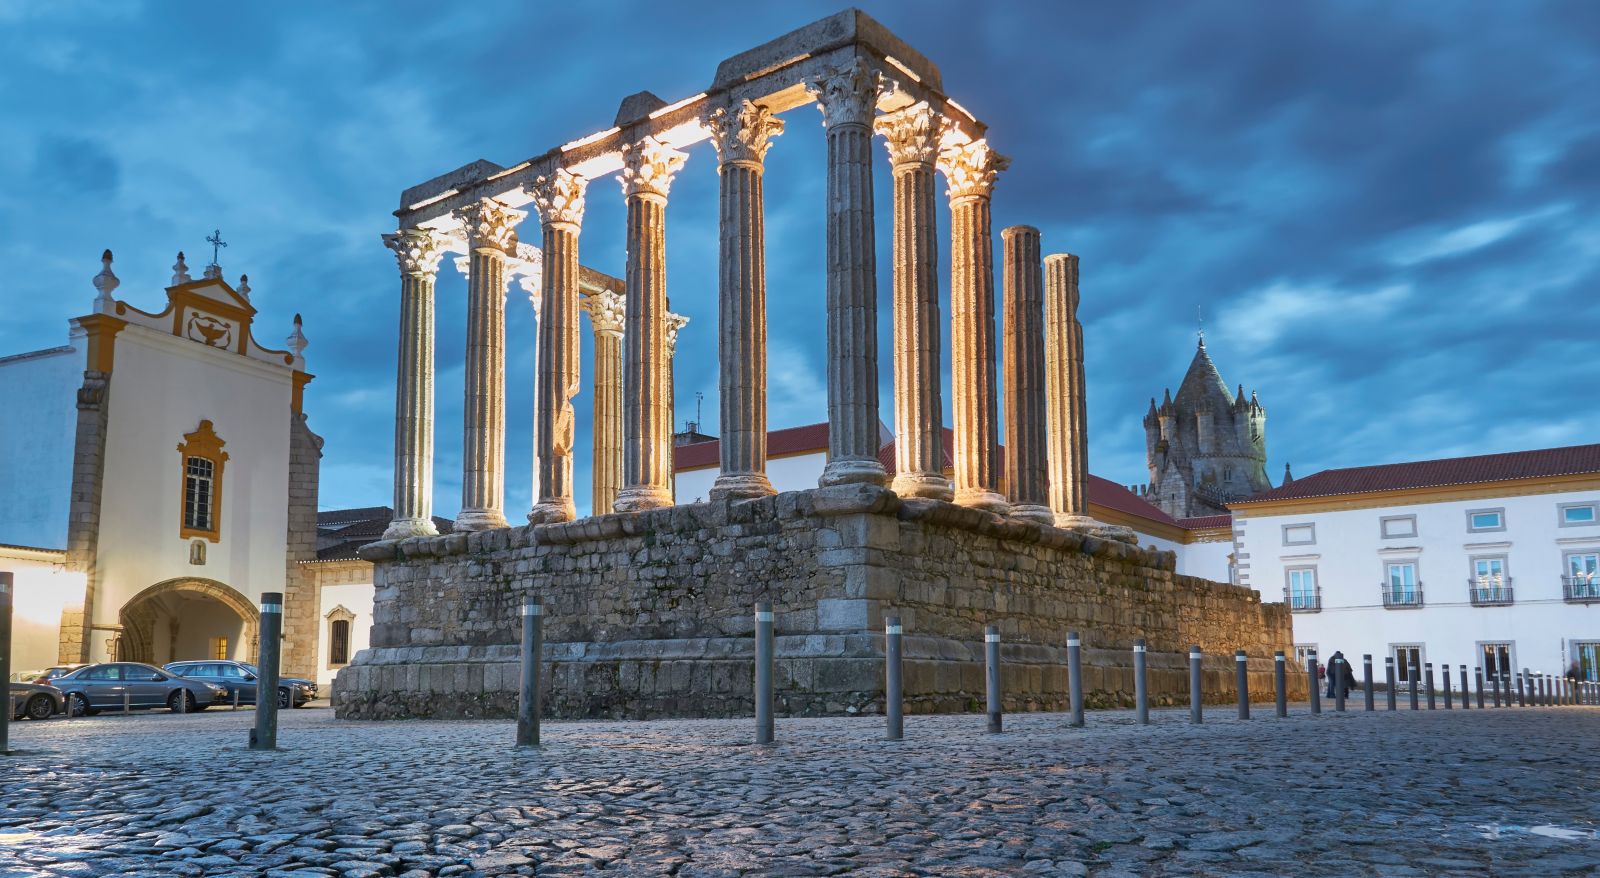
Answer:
top-left (1045, 254), bottom-right (1090, 523)
top-left (1002, 225), bottom-right (1053, 523)
top-left (878, 102), bottom-right (951, 501)
top-left (709, 100), bottom-right (784, 500)
top-left (528, 171), bottom-right (588, 523)
top-left (587, 291), bottom-right (625, 515)
top-left (941, 139), bottom-right (1009, 512)
top-left (382, 230), bottom-right (444, 540)
top-left (453, 199), bottom-right (522, 532)
top-left (615, 137), bottom-right (686, 513)
top-left (810, 60), bottom-right (888, 488)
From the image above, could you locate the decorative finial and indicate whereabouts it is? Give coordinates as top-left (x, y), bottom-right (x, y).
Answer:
top-left (1283, 462), bottom-right (1294, 485)
top-left (286, 312), bottom-right (308, 358)
top-left (1196, 305), bottom-right (1205, 348)
top-left (171, 251), bottom-right (191, 285)
top-left (237, 274), bottom-right (251, 300)
top-left (93, 248), bottom-right (119, 311)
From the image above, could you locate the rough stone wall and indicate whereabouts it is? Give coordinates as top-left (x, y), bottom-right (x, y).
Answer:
top-left (281, 413), bottom-right (323, 679)
top-left (335, 485), bottom-right (1301, 720)
top-left (58, 370), bottom-right (111, 663)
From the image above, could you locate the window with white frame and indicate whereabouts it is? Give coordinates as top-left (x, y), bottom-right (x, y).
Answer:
top-left (1282, 523), bottom-right (1316, 546)
top-left (1479, 642), bottom-right (1514, 682)
top-left (1286, 567), bottom-right (1319, 611)
top-left (1393, 644), bottom-right (1423, 685)
top-left (1293, 644), bottom-right (1318, 667)
top-left (1380, 515), bottom-right (1417, 539)
top-left (1466, 508), bottom-right (1505, 532)
top-left (1576, 642), bottom-right (1599, 683)
top-left (1566, 552), bottom-right (1600, 600)
top-left (1560, 503), bottom-right (1598, 527)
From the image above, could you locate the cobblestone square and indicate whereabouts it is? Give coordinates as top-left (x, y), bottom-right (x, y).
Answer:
top-left (1, 705), bottom-right (1596, 877)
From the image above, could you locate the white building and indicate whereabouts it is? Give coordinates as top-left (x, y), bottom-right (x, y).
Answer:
top-left (0, 250), bottom-right (324, 678)
top-left (1230, 445), bottom-right (1600, 686)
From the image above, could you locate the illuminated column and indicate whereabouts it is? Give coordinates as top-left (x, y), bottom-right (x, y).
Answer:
top-left (586, 290), bottom-right (625, 515)
top-left (1045, 254), bottom-right (1091, 526)
top-left (381, 228), bottom-right (446, 540)
top-left (452, 198), bottom-right (523, 532)
top-left (664, 310), bottom-right (690, 485)
top-left (707, 99), bottom-right (784, 500)
top-left (509, 248), bottom-right (544, 519)
top-left (1001, 225), bottom-right (1052, 524)
top-left (877, 101), bottom-right (952, 501)
top-left (939, 138), bottom-right (1010, 513)
top-left (615, 136), bottom-right (687, 513)
top-left (808, 59), bottom-right (889, 488)
top-left (527, 170), bottom-right (588, 523)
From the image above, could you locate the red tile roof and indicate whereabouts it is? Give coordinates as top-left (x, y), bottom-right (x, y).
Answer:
top-left (1233, 443), bottom-right (1600, 505)
top-left (674, 422), bottom-right (831, 470)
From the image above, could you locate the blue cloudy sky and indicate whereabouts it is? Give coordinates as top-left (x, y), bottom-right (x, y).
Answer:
top-left (3, 1), bottom-right (1597, 517)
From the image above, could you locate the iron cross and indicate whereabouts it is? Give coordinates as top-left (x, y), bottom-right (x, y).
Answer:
top-left (206, 229), bottom-right (228, 264)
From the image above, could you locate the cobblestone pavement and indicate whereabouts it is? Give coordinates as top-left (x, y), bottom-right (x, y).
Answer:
top-left (1, 703), bottom-right (1597, 877)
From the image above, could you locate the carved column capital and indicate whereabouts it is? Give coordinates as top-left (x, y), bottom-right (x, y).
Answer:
top-left (453, 199), bottom-right (524, 255)
top-left (618, 136), bottom-right (689, 201)
top-left (875, 101), bottom-right (946, 172)
top-left (664, 311), bottom-right (690, 357)
top-left (585, 289), bottom-right (626, 337)
top-left (938, 138), bottom-right (1011, 203)
top-left (707, 100), bottom-right (785, 170)
top-left (382, 229), bottom-right (446, 277)
top-left (808, 58), bottom-right (890, 130)
top-left (527, 169), bottom-right (589, 230)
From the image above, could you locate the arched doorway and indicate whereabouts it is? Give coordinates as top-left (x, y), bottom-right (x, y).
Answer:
top-left (117, 578), bottom-right (259, 666)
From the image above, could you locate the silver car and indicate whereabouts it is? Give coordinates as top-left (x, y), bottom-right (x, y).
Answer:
top-left (53, 662), bottom-right (228, 716)
top-left (9, 683), bottom-right (65, 721)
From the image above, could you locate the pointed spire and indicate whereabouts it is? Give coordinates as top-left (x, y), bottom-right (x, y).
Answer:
top-left (1283, 462), bottom-right (1294, 485)
top-left (1235, 384), bottom-right (1246, 406)
top-left (286, 313), bottom-right (308, 358)
top-left (1251, 389), bottom-right (1262, 412)
top-left (237, 274), bottom-right (251, 300)
top-left (92, 249), bottom-right (119, 312)
top-left (1161, 387), bottom-right (1173, 412)
top-left (171, 251), bottom-right (191, 285)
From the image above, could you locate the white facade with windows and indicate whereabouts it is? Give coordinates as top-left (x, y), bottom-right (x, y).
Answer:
top-left (1231, 446), bottom-right (1600, 687)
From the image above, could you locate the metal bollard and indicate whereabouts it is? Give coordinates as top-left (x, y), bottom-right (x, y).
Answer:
top-left (249, 591), bottom-right (283, 751)
top-left (1067, 631), bottom-right (1084, 728)
top-left (1334, 657), bottom-right (1346, 713)
top-left (1274, 651), bottom-right (1287, 718)
top-left (1460, 666), bottom-right (1470, 710)
top-left (1537, 673), bottom-right (1546, 707)
top-left (1409, 666), bottom-right (1420, 711)
top-left (232, 688), bottom-right (241, 710)
top-left (1442, 663), bottom-right (1453, 709)
top-left (1425, 663), bottom-right (1436, 709)
top-left (1235, 650), bottom-right (1249, 720)
top-left (0, 572), bottom-right (11, 755)
top-left (1308, 651), bottom-right (1321, 715)
top-left (984, 625), bottom-right (1002, 734)
top-left (1516, 669), bottom-right (1526, 707)
top-left (754, 602), bottom-right (774, 745)
top-left (885, 616), bottom-right (903, 741)
top-left (1492, 671), bottom-right (1502, 707)
top-left (516, 597), bottom-right (542, 748)
top-left (123, 690), bottom-right (131, 715)
top-left (1363, 654), bottom-right (1375, 712)
top-left (1384, 656), bottom-right (1397, 711)
top-left (1475, 666), bottom-right (1485, 709)
top-left (1134, 639), bottom-right (1150, 725)
top-left (1189, 646), bottom-right (1203, 724)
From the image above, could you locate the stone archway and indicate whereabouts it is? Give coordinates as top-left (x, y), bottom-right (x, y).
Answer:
top-left (117, 578), bottom-right (259, 665)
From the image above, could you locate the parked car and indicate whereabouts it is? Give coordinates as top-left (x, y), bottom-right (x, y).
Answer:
top-left (164, 660), bottom-right (318, 709)
top-left (53, 662), bottom-right (228, 716)
top-left (17, 665), bottom-right (88, 685)
top-left (9, 682), bottom-right (65, 721)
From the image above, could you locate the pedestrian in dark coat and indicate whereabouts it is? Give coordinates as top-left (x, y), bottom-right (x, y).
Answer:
top-left (1325, 651), bottom-right (1356, 699)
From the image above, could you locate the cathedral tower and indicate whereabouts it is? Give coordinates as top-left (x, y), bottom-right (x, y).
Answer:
top-left (1141, 338), bottom-right (1271, 518)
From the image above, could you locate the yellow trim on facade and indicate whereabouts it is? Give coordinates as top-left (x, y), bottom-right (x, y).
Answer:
top-left (77, 314), bottom-right (127, 372)
top-left (292, 372), bottom-right (314, 415)
top-left (177, 420), bottom-right (229, 543)
top-left (1231, 472), bottom-right (1600, 518)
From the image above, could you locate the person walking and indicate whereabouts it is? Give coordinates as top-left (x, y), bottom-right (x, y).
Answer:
top-left (1325, 650), bottom-right (1356, 700)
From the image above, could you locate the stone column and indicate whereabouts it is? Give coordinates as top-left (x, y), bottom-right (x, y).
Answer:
top-left (510, 249), bottom-right (544, 519)
top-left (1045, 254), bottom-right (1090, 526)
top-left (382, 229), bottom-right (446, 540)
top-left (707, 99), bottom-right (784, 500)
top-left (615, 136), bottom-right (687, 513)
top-left (808, 59), bottom-right (889, 488)
top-left (939, 138), bottom-right (1010, 513)
top-left (526, 170), bottom-right (589, 523)
top-left (877, 101), bottom-right (952, 501)
top-left (586, 290), bottom-right (625, 515)
top-left (1001, 226), bottom-right (1052, 524)
top-left (452, 199), bottom-right (523, 532)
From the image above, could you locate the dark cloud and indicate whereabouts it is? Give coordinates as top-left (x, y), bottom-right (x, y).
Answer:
top-left (33, 135), bottom-right (120, 197)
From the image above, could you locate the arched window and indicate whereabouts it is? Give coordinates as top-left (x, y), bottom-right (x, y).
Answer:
top-left (177, 420), bottom-right (228, 542)
top-left (329, 619), bottom-right (351, 666)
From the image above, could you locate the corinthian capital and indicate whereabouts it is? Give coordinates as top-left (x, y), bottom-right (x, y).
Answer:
top-left (937, 138), bottom-right (1011, 202)
top-left (454, 198), bottom-right (524, 255)
top-left (584, 289), bottom-right (626, 336)
top-left (618, 136), bottom-right (689, 201)
top-left (383, 228), bottom-right (447, 277)
top-left (527, 169), bottom-right (589, 229)
top-left (664, 311), bottom-right (690, 357)
top-left (875, 101), bottom-right (947, 171)
top-left (707, 100), bottom-right (785, 169)
top-left (808, 58), bottom-right (889, 130)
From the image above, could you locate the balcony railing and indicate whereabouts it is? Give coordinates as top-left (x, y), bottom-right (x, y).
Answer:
top-left (1468, 577), bottom-right (1515, 606)
top-left (1285, 588), bottom-right (1321, 612)
top-left (1564, 576), bottom-right (1600, 604)
top-left (1381, 582), bottom-right (1425, 609)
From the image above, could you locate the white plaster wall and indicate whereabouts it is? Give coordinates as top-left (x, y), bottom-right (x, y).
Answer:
top-left (1238, 488), bottom-right (1600, 679)
top-left (673, 452), bottom-right (829, 502)
top-left (0, 345), bottom-right (80, 550)
top-left (0, 551), bottom-right (83, 673)
top-left (1176, 539), bottom-right (1233, 581)
top-left (316, 580), bottom-right (375, 689)
top-left (90, 325), bottom-right (292, 653)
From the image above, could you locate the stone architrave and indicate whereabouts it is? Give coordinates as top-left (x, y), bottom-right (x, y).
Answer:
top-left (707, 99), bottom-right (784, 500)
top-left (614, 136), bottom-right (687, 513)
top-left (586, 289), bottom-right (625, 515)
top-left (938, 137), bottom-right (1010, 513)
top-left (381, 228), bottom-right (446, 540)
top-left (876, 101), bottom-right (952, 501)
top-left (1001, 226), bottom-right (1053, 524)
top-left (808, 59), bottom-right (889, 488)
top-left (452, 199), bottom-right (523, 532)
top-left (526, 170), bottom-right (589, 523)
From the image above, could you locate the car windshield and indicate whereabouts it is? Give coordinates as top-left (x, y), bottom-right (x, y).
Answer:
top-left (241, 663), bottom-right (259, 675)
